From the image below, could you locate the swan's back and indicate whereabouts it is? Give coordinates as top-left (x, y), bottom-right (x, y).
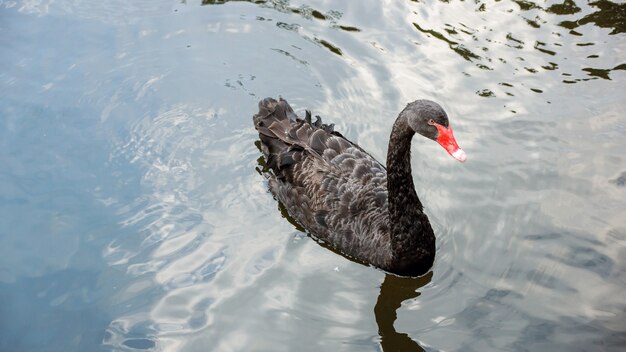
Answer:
top-left (254, 97), bottom-right (394, 266)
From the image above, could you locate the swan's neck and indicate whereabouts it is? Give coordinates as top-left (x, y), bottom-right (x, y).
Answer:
top-left (386, 114), bottom-right (435, 274)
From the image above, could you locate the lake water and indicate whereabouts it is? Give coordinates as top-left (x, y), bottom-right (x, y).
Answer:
top-left (1, 0), bottom-right (625, 351)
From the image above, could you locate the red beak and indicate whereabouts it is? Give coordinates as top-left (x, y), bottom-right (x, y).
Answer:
top-left (433, 123), bottom-right (467, 162)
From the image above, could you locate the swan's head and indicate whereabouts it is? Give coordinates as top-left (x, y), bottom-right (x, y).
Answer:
top-left (404, 100), bottom-right (467, 162)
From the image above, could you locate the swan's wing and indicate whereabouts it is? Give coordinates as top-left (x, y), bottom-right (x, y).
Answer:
top-left (254, 98), bottom-right (392, 265)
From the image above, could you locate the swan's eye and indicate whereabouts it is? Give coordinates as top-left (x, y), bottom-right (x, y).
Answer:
top-left (428, 119), bottom-right (435, 125)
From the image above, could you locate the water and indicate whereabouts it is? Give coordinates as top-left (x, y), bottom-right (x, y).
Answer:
top-left (1, 0), bottom-right (625, 351)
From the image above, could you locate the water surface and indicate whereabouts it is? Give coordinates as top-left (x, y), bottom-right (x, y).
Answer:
top-left (1, 0), bottom-right (625, 351)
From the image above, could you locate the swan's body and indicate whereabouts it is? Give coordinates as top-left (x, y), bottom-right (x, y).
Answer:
top-left (253, 97), bottom-right (465, 276)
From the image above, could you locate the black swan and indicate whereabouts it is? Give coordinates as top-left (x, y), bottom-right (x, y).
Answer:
top-left (253, 98), bottom-right (466, 276)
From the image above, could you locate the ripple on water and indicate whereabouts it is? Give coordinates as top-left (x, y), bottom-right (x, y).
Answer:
top-left (2, 0), bottom-right (624, 351)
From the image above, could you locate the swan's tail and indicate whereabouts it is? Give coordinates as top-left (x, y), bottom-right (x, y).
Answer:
top-left (253, 97), bottom-right (337, 144)
top-left (253, 97), bottom-right (346, 179)
top-left (253, 97), bottom-right (297, 166)
top-left (254, 98), bottom-right (294, 142)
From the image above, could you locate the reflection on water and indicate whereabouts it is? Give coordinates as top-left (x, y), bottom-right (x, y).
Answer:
top-left (376, 273), bottom-right (433, 352)
top-left (1, 0), bottom-right (625, 351)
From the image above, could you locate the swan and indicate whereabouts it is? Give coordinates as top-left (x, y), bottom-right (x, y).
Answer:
top-left (253, 97), bottom-right (466, 276)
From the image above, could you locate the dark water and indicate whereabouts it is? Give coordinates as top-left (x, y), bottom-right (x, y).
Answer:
top-left (1, 0), bottom-right (625, 351)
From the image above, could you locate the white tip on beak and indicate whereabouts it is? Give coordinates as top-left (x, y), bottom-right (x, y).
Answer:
top-left (452, 148), bottom-right (467, 162)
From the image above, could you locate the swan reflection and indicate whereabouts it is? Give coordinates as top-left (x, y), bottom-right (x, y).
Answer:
top-left (375, 272), bottom-right (433, 352)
